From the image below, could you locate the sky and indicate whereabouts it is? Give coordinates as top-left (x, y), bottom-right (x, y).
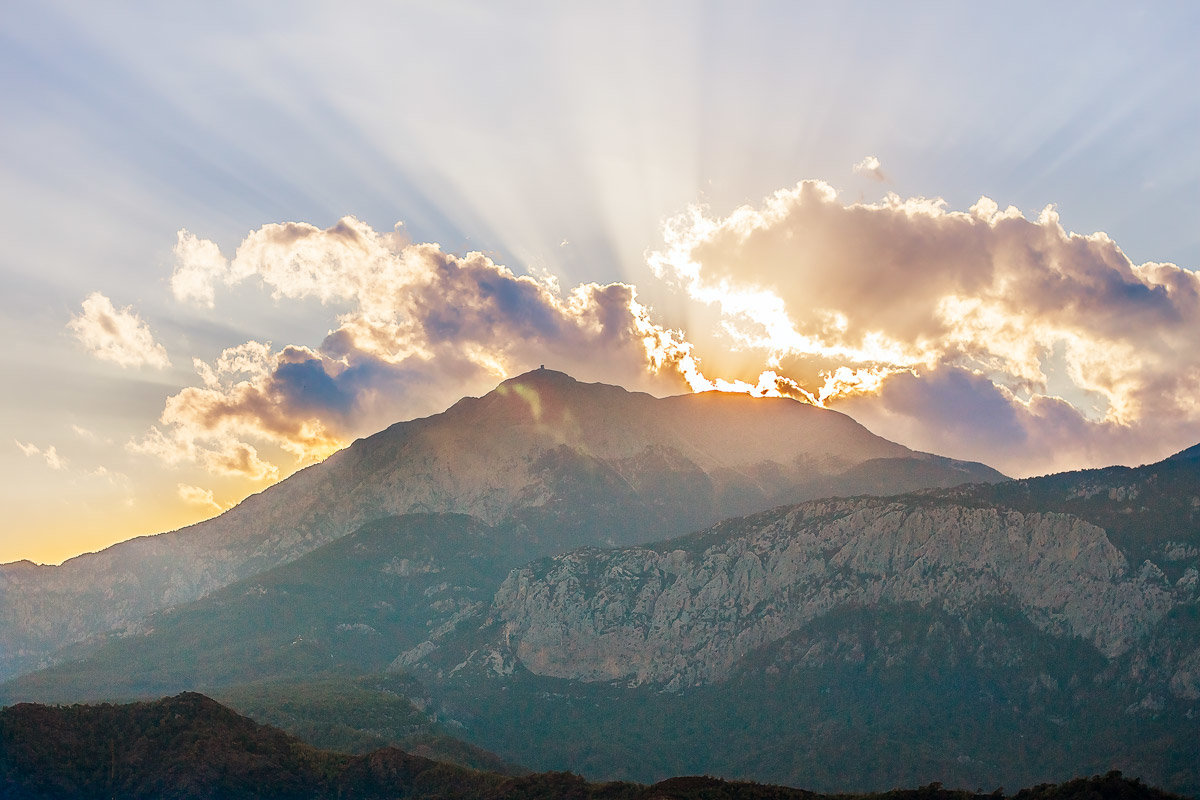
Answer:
top-left (3, 1), bottom-right (1200, 565)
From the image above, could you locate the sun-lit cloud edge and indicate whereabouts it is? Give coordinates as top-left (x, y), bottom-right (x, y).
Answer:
top-left (646, 180), bottom-right (1200, 475)
top-left (853, 155), bottom-right (888, 182)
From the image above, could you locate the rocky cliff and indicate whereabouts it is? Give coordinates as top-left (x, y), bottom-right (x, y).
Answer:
top-left (399, 490), bottom-right (1200, 794)
top-left (436, 499), bottom-right (1194, 689)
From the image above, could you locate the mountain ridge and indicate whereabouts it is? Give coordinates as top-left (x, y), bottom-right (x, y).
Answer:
top-left (0, 369), bottom-right (1002, 683)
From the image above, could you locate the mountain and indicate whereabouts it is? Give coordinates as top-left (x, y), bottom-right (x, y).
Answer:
top-left (391, 450), bottom-right (1200, 794)
top-left (0, 369), bottom-right (1002, 682)
top-left (0, 693), bottom-right (1187, 800)
top-left (8, 447), bottom-right (1199, 794)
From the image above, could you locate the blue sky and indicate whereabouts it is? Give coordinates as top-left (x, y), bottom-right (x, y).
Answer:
top-left (3, 1), bottom-right (1199, 564)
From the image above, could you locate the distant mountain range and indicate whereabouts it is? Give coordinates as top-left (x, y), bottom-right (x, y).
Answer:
top-left (4, 371), bottom-right (1199, 795)
top-left (0, 692), bottom-right (1188, 800)
top-left (0, 369), bottom-right (1001, 682)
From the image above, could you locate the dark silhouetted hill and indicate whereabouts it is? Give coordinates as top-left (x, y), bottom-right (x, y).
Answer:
top-left (0, 695), bottom-right (1190, 800)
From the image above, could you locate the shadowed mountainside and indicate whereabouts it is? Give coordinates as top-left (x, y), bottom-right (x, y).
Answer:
top-left (1, 514), bottom-right (515, 703)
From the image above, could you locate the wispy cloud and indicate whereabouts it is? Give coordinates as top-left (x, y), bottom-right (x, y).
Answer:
top-left (177, 483), bottom-right (224, 512)
top-left (15, 440), bottom-right (68, 470)
top-left (71, 424), bottom-right (109, 444)
top-left (67, 292), bottom-right (170, 369)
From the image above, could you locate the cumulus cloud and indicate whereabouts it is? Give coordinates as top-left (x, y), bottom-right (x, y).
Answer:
top-left (15, 440), bottom-right (68, 470)
top-left (67, 292), bottom-right (170, 369)
top-left (149, 217), bottom-right (712, 479)
top-left (648, 181), bottom-right (1200, 473)
top-left (853, 155), bottom-right (887, 182)
top-left (146, 193), bottom-right (1200, 479)
top-left (177, 483), bottom-right (223, 512)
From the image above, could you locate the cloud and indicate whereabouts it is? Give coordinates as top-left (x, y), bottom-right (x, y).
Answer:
top-left (128, 342), bottom-right (337, 480)
top-left (67, 292), bottom-right (170, 369)
top-left (171, 229), bottom-right (229, 308)
top-left (648, 181), bottom-right (1200, 472)
top-left (151, 217), bottom-right (712, 479)
top-left (89, 465), bottom-right (131, 485)
top-left (177, 483), bottom-right (223, 512)
top-left (148, 193), bottom-right (1200, 479)
top-left (853, 155), bottom-right (887, 182)
top-left (71, 424), bottom-right (110, 444)
top-left (15, 440), bottom-right (68, 470)
top-left (835, 365), bottom-right (1157, 476)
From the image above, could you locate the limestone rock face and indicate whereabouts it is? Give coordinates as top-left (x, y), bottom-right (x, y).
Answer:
top-left (491, 499), bottom-right (1184, 687)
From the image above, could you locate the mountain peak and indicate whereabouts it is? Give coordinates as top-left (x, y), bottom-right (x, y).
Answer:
top-left (492, 367), bottom-right (634, 401)
top-left (499, 365), bottom-right (577, 387)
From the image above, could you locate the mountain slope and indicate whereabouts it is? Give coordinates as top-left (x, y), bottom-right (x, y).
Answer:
top-left (1, 513), bottom-right (516, 703)
top-left (0, 369), bottom-right (1001, 682)
top-left (393, 450), bottom-right (1200, 794)
top-left (424, 603), bottom-right (1199, 794)
top-left (931, 451), bottom-right (1200, 567)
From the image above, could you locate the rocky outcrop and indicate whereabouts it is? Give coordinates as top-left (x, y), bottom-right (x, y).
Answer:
top-left (489, 499), bottom-right (1184, 687)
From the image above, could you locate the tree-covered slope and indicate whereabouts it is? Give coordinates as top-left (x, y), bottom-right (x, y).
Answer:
top-left (0, 693), bottom-right (1188, 800)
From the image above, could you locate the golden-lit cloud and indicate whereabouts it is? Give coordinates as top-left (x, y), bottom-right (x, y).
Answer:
top-left (67, 292), bottom-right (170, 369)
top-left (170, 230), bottom-right (228, 308)
top-left (177, 483), bottom-right (223, 512)
top-left (15, 441), bottom-right (68, 470)
top-left (152, 218), bottom-right (711, 480)
top-left (853, 155), bottom-right (888, 182)
top-left (648, 181), bottom-right (1200, 474)
top-left (127, 342), bottom-right (331, 482)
